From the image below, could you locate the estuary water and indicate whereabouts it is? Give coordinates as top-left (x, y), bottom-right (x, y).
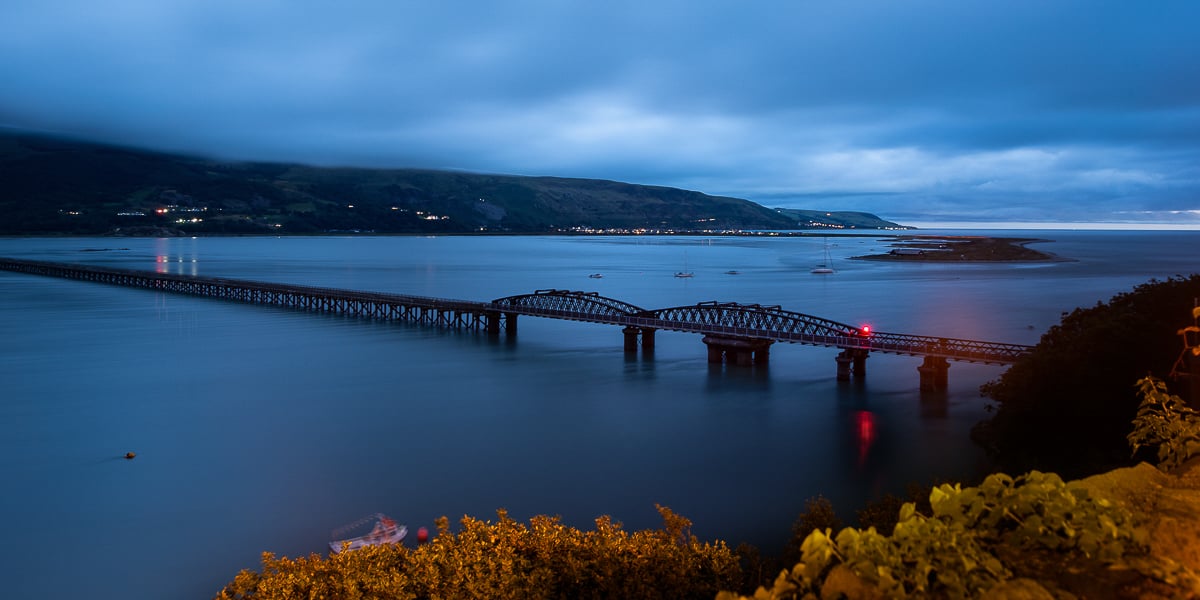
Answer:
top-left (1, 231), bottom-right (1198, 599)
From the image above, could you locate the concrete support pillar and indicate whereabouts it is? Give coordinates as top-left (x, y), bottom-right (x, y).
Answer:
top-left (918, 355), bottom-right (951, 392)
top-left (623, 326), bottom-right (640, 353)
top-left (485, 311), bottom-right (501, 335)
top-left (504, 313), bottom-right (517, 335)
top-left (622, 327), bottom-right (656, 354)
top-left (702, 336), bottom-right (772, 367)
top-left (835, 352), bottom-right (853, 381)
top-left (836, 349), bottom-right (869, 381)
top-left (853, 352), bottom-right (867, 378)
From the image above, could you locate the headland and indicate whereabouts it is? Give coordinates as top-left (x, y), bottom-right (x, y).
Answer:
top-left (853, 234), bottom-right (1065, 262)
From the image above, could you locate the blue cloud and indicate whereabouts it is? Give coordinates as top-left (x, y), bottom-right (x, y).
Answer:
top-left (1, 0), bottom-right (1198, 224)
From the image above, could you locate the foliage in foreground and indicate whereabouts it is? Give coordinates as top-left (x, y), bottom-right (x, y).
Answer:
top-left (1129, 375), bottom-right (1200, 472)
top-left (720, 470), bottom-right (1199, 599)
top-left (976, 274), bottom-right (1200, 478)
top-left (1128, 306), bottom-right (1200, 473)
top-left (215, 504), bottom-right (740, 600)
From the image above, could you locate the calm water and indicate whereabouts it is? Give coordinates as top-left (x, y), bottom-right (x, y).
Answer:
top-left (1, 231), bottom-right (1198, 599)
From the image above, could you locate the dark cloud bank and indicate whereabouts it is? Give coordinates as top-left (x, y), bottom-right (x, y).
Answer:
top-left (3, 0), bottom-right (1198, 226)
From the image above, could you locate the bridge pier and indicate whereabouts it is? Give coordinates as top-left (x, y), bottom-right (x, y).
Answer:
top-left (622, 327), bottom-right (656, 353)
top-left (702, 336), bottom-right (772, 366)
top-left (917, 356), bottom-right (950, 392)
top-left (836, 349), bottom-right (869, 381)
top-left (505, 312), bottom-right (517, 335)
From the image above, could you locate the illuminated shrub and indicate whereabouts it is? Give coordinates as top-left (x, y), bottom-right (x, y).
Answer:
top-left (719, 471), bottom-right (1198, 599)
top-left (1129, 375), bottom-right (1200, 472)
top-left (216, 504), bottom-right (739, 600)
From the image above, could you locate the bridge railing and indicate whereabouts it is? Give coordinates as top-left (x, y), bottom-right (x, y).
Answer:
top-left (2, 257), bottom-right (1032, 364)
top-left (0, 258), bottom-right (497, 313)
top-left (490, 304), bottom-right (1029, 364)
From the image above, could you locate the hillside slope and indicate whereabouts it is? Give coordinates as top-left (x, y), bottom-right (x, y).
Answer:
top-left (0, 132), bottom-right (903, 234)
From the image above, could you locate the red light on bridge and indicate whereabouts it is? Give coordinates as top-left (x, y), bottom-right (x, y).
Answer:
top-left (860, 324), bottom-right (872, 336)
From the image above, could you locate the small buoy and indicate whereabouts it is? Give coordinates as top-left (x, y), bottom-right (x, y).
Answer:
top-left (124, 452), bottom-right (136, 460)
top-left (416, 527), bottom-right (429, 543)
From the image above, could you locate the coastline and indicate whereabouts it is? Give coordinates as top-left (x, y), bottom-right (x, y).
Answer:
top-left (0, 230), bottom-right (1074, 263)
top-left (851, 234), bottom-right (1070, 263)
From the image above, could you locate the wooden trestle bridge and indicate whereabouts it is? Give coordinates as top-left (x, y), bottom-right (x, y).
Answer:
top-left (0, 258), bottom-right (1033, 391)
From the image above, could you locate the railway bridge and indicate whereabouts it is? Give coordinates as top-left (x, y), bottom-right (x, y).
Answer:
top-left (0, 258), bottom-right (1033, 391)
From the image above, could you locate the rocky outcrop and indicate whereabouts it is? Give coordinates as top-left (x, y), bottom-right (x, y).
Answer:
top-left (1074, 459), bottom-right (1200, 574)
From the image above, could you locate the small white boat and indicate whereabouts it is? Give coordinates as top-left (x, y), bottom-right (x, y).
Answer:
top-left (588, 273), bottom-right (603, 279)
top-left (811, 238), bottom-right (835, 274)
top-left (675, 251), bottom-right (694, 278)
top-left (329, 513), bottom-right (407, 553)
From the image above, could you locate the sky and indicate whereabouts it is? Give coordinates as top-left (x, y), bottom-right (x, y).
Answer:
top-left (2, 1), bottom-right (1199, 226)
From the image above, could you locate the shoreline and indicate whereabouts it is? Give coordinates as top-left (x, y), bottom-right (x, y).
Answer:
top-left (0, 230), bottom-right (1076, 264)
top-left (850, 234), bottom-right (1070, 263)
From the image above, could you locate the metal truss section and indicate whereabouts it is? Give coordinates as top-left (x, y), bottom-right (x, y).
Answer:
top-left (492, 289), bottom-right (645, 318)
top-left (642, 301), bottom-right (863, 337)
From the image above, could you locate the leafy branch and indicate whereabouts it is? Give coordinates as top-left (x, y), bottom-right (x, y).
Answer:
top-left (1128, 375), bottom-right (1200, 472)
top-left (720, 471), bottom-right (1154, 599)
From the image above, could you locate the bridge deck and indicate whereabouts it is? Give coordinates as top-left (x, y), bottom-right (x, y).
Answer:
top-left (0, 257), bottom-right (1032, 364)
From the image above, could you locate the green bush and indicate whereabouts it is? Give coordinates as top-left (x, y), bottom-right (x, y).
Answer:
top-left (719, 471), bottom-right (1187, 599)
top-left (1129, 375), bottom-right (1200, 472)
top-left (215, 505), bottom-right (740, 600)
top-left (779, 496), bottom-right (843, 569)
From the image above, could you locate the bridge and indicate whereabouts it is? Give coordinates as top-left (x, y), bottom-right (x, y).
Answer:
top-left (0, 258), bottom-right (1033, 391)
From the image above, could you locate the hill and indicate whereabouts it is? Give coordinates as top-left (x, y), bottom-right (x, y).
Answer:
top-left (772, 208), bottom-right (907, 230)
top-left (0, 131), bottom-right (905, 235)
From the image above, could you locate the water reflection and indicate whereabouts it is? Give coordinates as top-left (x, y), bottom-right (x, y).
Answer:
top-left (153, 237), bottom-right (200, 275)
top-left (854, 410), bottom-right (878, 468)
top-left (3, 231), bottom-right (1190, 600)
top-left (705, 361), bottom-right (772, 392)
top-left (920, 393), bottom-right (949, 418)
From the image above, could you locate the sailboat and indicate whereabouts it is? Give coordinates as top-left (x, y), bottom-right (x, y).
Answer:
top-left (811, 239), bottom-right (835, 274)
top-left (675, 251), bottom-right (694, 278)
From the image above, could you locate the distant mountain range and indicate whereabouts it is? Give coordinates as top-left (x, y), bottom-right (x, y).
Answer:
top-left (0, 131), bottom-right (906, 235)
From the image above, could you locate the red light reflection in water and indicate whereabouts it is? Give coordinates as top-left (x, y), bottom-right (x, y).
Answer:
top-left (155, 255), bottom-right (169, 274)
top-left (854, 410), bottom-right (877, 467)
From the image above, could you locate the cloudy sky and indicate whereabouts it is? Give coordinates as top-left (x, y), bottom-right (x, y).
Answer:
top-left (3, 1), bottom-right (1198, 225)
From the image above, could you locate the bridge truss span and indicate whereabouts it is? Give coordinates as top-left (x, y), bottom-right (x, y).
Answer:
top-left (857, 331), bottom-right (1032, 365)
top-left (639, 301), bottom-right (865, 338)
top-left (0, 257), bottom-right (504, 332)
top-left (491, 289), bottom-right (645, 322)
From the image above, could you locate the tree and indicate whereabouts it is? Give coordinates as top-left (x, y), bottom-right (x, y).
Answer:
top-left (975, 275), bottom-right (1200, 478)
